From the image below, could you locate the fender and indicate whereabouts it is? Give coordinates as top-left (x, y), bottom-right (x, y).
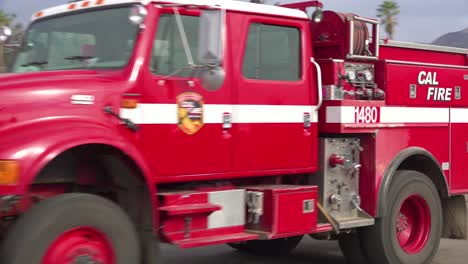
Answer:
top-left (376, 147), bottom-right (449, 217)
top-left (0, 118), bottom-right (157, 222)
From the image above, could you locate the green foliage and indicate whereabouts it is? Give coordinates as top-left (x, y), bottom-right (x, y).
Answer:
top-left (0, 9), bottom-right (16, 26)
top-left (0, 9), bottom-right (19, 73)
top-left (377, 0), bottom-right (400, 40)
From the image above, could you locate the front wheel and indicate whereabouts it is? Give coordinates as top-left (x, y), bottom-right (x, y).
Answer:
top-left (361, 170), bottom-right (443, 264)
top-left (0, 193), bottom-right (141, 264)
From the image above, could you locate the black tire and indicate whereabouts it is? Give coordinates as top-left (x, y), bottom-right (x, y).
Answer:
top-left (0, 193), bottom-right (141, 264)
top-left (338, 232), bottom-right (369, 264)
top-left (228, 235), bottom-right (303, 256)
top-left (227, 242), bottom-right (247, 251)
top-left (361, 170), bottom-right (443, 264)
top-left (140, 230), bottom-right (160, 264)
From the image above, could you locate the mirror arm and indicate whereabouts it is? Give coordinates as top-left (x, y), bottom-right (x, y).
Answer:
top-left (172, 7), bottom-right (195, 67)
top-left (158, 65), bottom-right (199, 81)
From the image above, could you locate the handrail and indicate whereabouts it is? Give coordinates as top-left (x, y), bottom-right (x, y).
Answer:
top-left (310, 57), bottom-right (323, 109)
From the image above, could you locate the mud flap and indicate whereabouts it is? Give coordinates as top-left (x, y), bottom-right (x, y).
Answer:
top-left (442, 195), bottom-right (467, 240)
top-left (140, 227), bottom-right (160, 264)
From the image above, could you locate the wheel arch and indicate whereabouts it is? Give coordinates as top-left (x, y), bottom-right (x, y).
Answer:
top-left (30, 141), bottom-right (157, 220)
top-left (376, 147), bottom-right (449, 217)
top-left (30, 142), bottom-right (160, 262)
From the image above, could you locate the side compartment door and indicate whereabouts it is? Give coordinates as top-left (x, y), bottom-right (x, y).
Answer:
top-left (447, 70), bottom-right (468, 192)
top-left (230, 14), bottom-right (319, 172)
top-left (451, 107), bottom-right (468, 190)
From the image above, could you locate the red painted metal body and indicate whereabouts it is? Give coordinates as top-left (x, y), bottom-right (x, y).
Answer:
top-left (245, 185), bottom-right (318, 239)
top-left (380, 45), bottom-right (468, 66)
top-left (0, 3), bottom-right (312, 189)
top-left (1, 0), bottom-right (468, 252)
top-left (319, 100), bottom-right (451, 215)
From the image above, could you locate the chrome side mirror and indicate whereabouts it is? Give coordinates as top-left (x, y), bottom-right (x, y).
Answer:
top-left (199, 67), bottom-right (225, 91)
top-left (310, 7), bottom-right (323, 23)
top-left (198, 9), bottom-right (224, 66)
top-left (129, 5), bottom-right (147, 27)
top-left (0, 26), bottom-right (12, 44)
top-left (198, 9), bottom-right (226, 91)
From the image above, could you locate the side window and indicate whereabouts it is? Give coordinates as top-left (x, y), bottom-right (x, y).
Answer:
top-left (151, 14), bottom-right (199, 76)
top-left (242, 23), bottom-right (301, 81)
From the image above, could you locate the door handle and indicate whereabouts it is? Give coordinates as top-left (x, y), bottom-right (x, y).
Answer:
top-left (304, 112), bottom-right (311, 129)
top-left (304, 112), bottom-right (312, 136)
top-left (223, 112), bottom-right (232, 130)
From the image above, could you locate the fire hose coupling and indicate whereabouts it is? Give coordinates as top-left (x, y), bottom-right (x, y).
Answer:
top-left (0, 160), bottom-right (20, 185)
top-left (329, 154), bottom-right (360, 169)
top-left (329, 154), bottom-right (346, 168)
top-left (329, 194), bottom-right (343, 205)
top-left (329, 154), bottom-right (361, 176)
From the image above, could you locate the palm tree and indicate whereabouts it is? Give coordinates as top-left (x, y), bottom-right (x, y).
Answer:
top-left (377, 1), bottom-right (400, 40)
top-left (0, 9), bottom-right (16, 73)
top-left (0, 10), bottom-right (15, 26)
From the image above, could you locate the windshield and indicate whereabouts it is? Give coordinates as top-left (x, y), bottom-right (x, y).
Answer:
top-left (11, 6), bottom-right (139, 73)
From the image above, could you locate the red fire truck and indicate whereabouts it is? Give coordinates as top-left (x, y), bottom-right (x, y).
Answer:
top-left (0, 0), bottom-right (467, 263)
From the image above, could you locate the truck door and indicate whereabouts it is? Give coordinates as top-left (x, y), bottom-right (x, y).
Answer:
top-left (230, 14), bottom-right (319, 172)
top-left (140, 9), bottom-right (233, 177)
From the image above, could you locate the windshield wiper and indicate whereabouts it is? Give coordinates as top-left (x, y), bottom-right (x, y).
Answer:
top-left (21, 61), bottom-right (48, 67)
top-left (64, 55), bottom-right (95, 61)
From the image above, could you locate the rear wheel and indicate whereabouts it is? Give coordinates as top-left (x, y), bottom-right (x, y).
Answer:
top-left (361, 170), bottom-right (442, 264)
top-left (227, 235), bottom-right (303, 256)
top-left (0, 193), bottom-right (141, 264)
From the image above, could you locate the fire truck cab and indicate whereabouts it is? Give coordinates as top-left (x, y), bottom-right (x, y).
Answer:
top-left (0, 0), bottom-right (467, 263)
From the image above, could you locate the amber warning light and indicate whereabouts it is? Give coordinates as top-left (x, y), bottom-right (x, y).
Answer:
top-left (0, 161), bottom-right (19, 185)
top-left (121, 99), bottom-right (139, 109)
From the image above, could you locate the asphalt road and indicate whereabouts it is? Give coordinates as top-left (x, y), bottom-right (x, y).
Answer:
top-left (160, 200), bottom-right (468, 264)
top-left (159, 237), bottom-right (468, 264)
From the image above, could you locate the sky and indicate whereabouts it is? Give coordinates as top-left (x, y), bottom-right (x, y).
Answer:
top-left (0, 0), bottom-right (467, 43)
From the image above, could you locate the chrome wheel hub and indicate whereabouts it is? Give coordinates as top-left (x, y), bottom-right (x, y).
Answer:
top-left (396, 213), bottom-right (409, 232)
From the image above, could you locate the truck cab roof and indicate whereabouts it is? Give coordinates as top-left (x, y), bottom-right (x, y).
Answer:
top-left (31, 0), bottom-right (308, 21)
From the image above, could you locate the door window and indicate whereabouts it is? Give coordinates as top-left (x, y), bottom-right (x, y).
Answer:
top-left (242, 23), bottom-right (301, 81)
top-left (150, 14), bottom-right (200, 77)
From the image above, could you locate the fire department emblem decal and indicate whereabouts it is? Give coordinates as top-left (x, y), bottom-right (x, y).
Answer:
top-left (177, 92), bottom-right (204, 135)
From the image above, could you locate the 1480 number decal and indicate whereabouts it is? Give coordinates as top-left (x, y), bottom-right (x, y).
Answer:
top-left (355, 106), bottom-right (379, 124)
